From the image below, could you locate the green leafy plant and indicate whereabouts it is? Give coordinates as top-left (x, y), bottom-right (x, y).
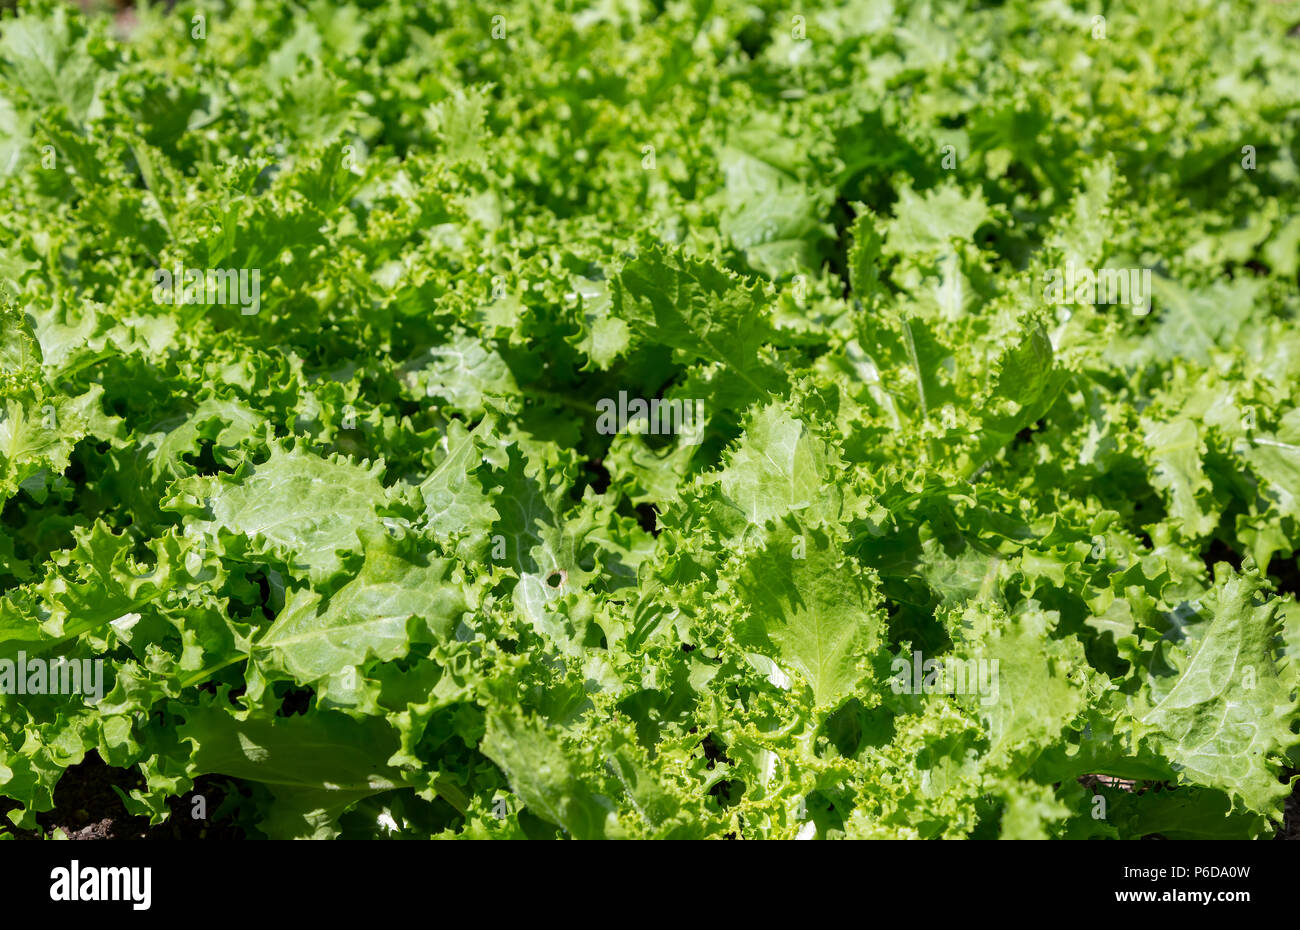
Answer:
top-left (1, 0), bottom-right (1298, 839)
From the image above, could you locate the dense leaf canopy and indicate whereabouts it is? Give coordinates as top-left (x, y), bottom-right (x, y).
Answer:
top-left (1, 0), bottom-right (1298, 838)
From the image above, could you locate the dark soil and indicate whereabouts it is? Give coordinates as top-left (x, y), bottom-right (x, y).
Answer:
top-left (1276, 772), bottom-right (1300, 840)
top-left (0, 752), bottom-right (249, 840)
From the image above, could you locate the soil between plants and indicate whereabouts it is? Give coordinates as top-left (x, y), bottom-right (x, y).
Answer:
top-left (3, 753), bottom-right (1297, 839)
top-left (0, 752), bottom-right (247, 839)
